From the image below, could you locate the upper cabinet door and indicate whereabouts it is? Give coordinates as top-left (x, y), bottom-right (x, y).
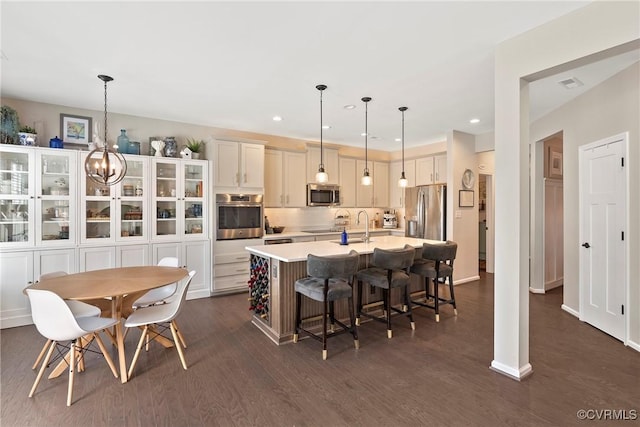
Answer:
top-left (372, 161), bottom-right (389, 208)
top-left (306, 146), bottom-right (339, 184)
top-left (241, 143), bottom-right (264, 188)
top-left (433, 154), bottom-right (447, 184)
top-left (264, 150), bottom-right (283, 207)
top-left (0, 146), bottom-right (35, 248)
top-left (214, 141), bottom-right (240, 187)
top-left (415, 157), bottom-right (435, 186)
top-left (283, 151), bottom-right (306, 207)
top-left (338, 157), bottom-right (356, 207)
top-left (356, 159), bottom-right (373, 207)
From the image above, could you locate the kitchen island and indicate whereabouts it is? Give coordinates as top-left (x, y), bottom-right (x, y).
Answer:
top-left (245, 235), bottom-right (441, 344)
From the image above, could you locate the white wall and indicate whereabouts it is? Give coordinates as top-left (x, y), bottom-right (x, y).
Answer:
top-left (448, 130), bottom-right (479, 283)
top-left (493, 0), bottom-right (640, 379)
top-left (531, 62), bottom-right (639, 341)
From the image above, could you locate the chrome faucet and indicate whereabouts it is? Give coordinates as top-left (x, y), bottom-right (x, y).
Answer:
top-left (357, 210), bottom-right (370, 243)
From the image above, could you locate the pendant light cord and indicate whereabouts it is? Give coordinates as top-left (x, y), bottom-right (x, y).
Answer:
top-left (320, 87), bottom-right (323, 167)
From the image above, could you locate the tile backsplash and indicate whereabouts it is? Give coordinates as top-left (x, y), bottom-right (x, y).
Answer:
top-left (264, 207), bottom-right (389, 231)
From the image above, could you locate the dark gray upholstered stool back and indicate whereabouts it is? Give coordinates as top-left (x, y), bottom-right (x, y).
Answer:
top-left (372, 244), bottom-right (416, 271)
top-left (421, 240), bottom-right (457, 265)
top-left (308, 250), bottom-right (359, 280)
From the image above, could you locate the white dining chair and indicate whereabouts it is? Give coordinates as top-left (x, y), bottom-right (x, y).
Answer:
top-left (132, 257), bottom-right (180, 308)
top-left (125, 270), bottom-right (195, 379)
top-left (26, 288), bottom-right (119, 406)
top-left (31, 271), bottom-right (102, 370)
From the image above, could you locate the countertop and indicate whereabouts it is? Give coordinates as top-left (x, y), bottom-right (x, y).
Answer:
top-left (246, 235), bottom-right (440, 262)
top-left (262, 228), bottom-right (405, 240)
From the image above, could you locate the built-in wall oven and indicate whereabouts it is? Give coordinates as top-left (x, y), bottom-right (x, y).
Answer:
top-left (216, 194), bottom-right (263, 240)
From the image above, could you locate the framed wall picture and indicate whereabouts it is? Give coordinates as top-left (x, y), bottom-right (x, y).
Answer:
top-left (549, 149), bottom-right (563, 178)
top-left (60, 114), bottom-right (92, 145)
top-left (459, 190), bottom-right (474, 207)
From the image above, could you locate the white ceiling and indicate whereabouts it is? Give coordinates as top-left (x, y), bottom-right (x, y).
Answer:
top-left (1, 1), bottom-right (637, 151)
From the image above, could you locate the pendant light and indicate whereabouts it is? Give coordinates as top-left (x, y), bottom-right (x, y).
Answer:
top-left (84, 75), bottom-right (127, 186)
top-left (398, 106), bottom-right (408, 188)
top-left (361, 96), bottom-right (372, 186)
top-left (315, 84), bottom-right (329, 183)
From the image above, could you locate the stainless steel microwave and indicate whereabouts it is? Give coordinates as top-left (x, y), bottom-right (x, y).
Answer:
top-left (307, 184), bottom-right (340, 207)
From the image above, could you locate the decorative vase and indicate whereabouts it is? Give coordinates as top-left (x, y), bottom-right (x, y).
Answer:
top-left (18, 132), bottom-right (37, 146)
top-left (117, 129), bottom-right (130, 154)
top-left (191, 152), bottom-right (200, 160)
top-left (164, 137), bottom-right (177, 157)
top-left (151, 140), bottom-right (165, 157)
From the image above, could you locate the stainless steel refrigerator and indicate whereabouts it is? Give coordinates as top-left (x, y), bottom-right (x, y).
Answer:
top-left (405, 185), bottom-right (446, 240)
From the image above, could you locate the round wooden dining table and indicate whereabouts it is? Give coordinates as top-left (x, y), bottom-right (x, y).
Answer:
top-left (33, 266), bottom-right (189, 383)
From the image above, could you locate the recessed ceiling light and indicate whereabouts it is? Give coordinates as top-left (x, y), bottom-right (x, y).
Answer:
top-left (360, 132), bottom-right (367, 137)
top-left (395, 138), bottom-right (401, 142)
top-left (344, 104), bottom-right (356, 110)
top-left (469, 118), bottom-right (480, 124)
top-left (322, 125), bottom-right (331, 129)
top-left (272, 116), bottom-right (283, 121)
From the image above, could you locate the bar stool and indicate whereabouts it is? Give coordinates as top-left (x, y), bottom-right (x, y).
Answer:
top-left (355, 245), bottom-right (416, 338)
top-left (293, 250), bottom-right (360, 360)
top-left (410, 241), bottom-right (458, 322)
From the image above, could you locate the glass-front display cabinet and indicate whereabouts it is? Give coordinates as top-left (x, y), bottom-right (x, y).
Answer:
top-left (0, 146), bottom-right (34, 247)
top-left (152, 158), bottom-right (207, 240)
top-left (36, 150), bottom-right (77, 246)
top-left (80, 153), bottom-right (148, 244)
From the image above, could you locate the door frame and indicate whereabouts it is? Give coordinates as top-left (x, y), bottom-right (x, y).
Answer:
top-left (578, 132), bottom-right (629, 343)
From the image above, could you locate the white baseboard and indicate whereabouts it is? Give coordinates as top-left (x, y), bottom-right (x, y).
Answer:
top-left (490, 360), bottom-right (533, 381)
top-left (454, 275), bottom-right (480, 285)
top-left (0, 314), bottom-right (33, 329)
top-left (529, 287), bottom-right (545, 294)
top-left (626, 339), bottom-right (640, 353)
top-left (561, 304), bottom-right (580, 318)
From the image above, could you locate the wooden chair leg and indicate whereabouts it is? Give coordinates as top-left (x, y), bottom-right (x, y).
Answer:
top-left (329, 301), bottom-right (336, 332)
top-left (93, 332), bottom-right (118, 378)
top-left (173, 320), bottom-right (187, 348)
top-left (434, 277), bottom-right (440, 322)
top-left (128, 326), bottom-right (149, 380)
top-left (404, 286), bottom-right (415, 330)
top-left (32, 339), bottom-right (51, 370)
top-left (67, 340), bottom-right (76, 406)
top-left (448, 274), bottom-right (458, 315)
top-left (30, 340), bottom-right (56, 398)
top-left (170, 321), bottom-right (188, 370)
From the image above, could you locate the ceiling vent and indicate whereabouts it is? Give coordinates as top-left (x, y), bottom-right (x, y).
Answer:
top-left (558, 77), bottom-right (583, 89)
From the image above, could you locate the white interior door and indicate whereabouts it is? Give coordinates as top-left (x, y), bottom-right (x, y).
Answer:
top-left (579, 134), bottom-right (626, 341)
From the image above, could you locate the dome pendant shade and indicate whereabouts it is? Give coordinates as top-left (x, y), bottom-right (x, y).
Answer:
top-left (315, 84), bottom-right (329, 183)
top-left (398, 171), bottom-right (408, 188)
top-left (84, 74), bottom-right (127, 186)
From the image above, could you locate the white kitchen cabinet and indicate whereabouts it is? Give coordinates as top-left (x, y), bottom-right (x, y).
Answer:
top-left (212, 239), bottom-right (253, 294)
top-left (306, 146), bottom-right (339, 183)
top-left (339, 157), bottom-right (357, 207)
top-left (214, 140), bottom-right (264, 190)
top-left (264, 149), bottom-right (306, 208)
top-left (80, 153), bottom-right (149, 244)
top-left (0, 248), bottom-right (78, 328)
top-left (152, 240), bottom-right (211, 299)
top-left (151, 158), bottom-right (207, 241)
top-left (415, 155), bottom-right (447, 186)
top-left (1, 146), bottom-right (79, 249)
top-left (389, 160), bottom-right (416, 208)
top-left (372, 161), bottom-right (389, 208)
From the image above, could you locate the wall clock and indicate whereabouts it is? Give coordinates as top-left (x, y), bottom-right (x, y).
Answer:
top-left (462, 169), bottom-right (475, 189)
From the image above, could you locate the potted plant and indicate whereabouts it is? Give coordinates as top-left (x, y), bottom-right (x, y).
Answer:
top-left (0, 105), bottom-right (20, 145)
top-left (185, 138), bottom-right (205, 159)
top-left (18, 125), bottom-right (38, 146)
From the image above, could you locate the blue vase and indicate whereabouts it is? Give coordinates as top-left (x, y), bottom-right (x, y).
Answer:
top-left (117, 129), bottom-right (130, 154)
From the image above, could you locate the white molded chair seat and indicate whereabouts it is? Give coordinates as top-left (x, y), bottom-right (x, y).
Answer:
top-left (125, 270), bottom-right (195, 379)
top-left (31, 271), bottom-right (101, 370)
top-left (132, 257), bottom-right (180, 308)
top-left (26, 288), bottom-right (119, 406)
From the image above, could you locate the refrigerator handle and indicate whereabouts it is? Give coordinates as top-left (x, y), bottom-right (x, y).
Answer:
top-left (417, 189), bottom-right (425, 238)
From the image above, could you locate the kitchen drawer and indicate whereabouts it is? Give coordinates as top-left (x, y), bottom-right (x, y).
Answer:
top-left (215, 262), bottom-right (249, 278)
top-left (214, 275), bottom-right (249, 291)
top-left (215, 252), bottom-right (250, 265)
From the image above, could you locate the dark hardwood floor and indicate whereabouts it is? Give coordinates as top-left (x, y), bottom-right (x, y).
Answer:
top-left (2, 273), bottom-right (639, 426)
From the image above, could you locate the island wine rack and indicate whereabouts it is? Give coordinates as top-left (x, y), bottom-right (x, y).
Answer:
top-left (248, 254), bottom-right (270, 323)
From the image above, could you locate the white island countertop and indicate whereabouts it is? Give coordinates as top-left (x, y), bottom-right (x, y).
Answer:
top-left (246, 235), bottom-right (442, 263)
